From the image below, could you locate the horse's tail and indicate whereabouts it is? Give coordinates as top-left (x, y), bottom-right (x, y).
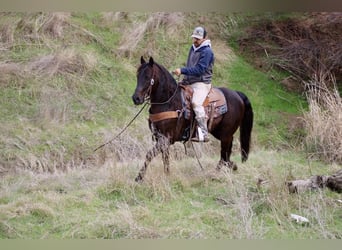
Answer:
top-left (236, 91), bottom-right (253, 162)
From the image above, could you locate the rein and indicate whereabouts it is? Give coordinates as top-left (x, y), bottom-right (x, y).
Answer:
top-left (149, 85), bottom-right (179, 105)
top-left (93, 68), bottom-right (177, 152)
top-left (93, 102), bottom-right (149, 152)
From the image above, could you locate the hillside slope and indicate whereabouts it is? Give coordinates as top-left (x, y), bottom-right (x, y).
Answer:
top-left (0, 12), bottom-right (308, 174)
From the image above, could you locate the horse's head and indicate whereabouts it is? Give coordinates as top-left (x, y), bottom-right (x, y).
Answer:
top-left (132, 56), bottom-right (157, 105)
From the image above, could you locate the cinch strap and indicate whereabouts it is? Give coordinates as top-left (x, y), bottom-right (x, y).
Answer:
top-left (149, 111), bottom-right (179, 122)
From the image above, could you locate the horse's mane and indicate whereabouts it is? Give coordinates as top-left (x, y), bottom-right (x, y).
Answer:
top-left (138, 60), bottom-right (177, 86)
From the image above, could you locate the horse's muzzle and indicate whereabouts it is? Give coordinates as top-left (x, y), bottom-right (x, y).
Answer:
top-left (132, 94), bottom-right (144, 105)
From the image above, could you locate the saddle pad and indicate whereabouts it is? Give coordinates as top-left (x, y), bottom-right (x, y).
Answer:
top-left (204, 88), bottom-right (227, 118)
top-left (204, 87), bottom-right (226, 107)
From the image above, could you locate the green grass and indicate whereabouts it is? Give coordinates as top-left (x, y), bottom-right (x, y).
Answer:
top-left (215, 55), bottom-right (307, 147)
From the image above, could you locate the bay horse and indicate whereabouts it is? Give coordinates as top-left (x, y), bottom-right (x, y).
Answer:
top-left (132, 56), bottom-right (253, 182)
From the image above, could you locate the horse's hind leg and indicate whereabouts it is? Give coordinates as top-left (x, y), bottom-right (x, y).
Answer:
top-left (217, 136), bottom-right (237, 171)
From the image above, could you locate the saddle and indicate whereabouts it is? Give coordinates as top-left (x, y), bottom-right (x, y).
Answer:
top-left (180, 84), bottom-right (228, 122)
top-left (148, 84), bottom-right (228, 126)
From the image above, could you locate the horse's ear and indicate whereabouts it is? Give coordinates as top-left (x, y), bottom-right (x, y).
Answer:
top-left (140, 56), bottom-right (146, 65)
top-left (148, 57), bottom-right (154, 66)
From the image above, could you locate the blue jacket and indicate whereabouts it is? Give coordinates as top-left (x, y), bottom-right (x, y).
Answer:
top-left (181, 39), bottom-right (214, 84)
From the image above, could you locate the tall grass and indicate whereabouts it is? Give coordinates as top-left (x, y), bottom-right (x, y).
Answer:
top-left (304, 74), bottom-right (342, 164)
top-left (0, 149), bottom-right (340, 239)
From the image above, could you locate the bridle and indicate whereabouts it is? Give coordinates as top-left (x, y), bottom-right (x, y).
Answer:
top-left (142, 65), bottom-right (179, 106)
top-left (143, 78), bottom-right (154, 102)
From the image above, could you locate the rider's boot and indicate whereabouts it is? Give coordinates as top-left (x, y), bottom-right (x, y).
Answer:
top-left (191, 117), bottom-right (209, 142)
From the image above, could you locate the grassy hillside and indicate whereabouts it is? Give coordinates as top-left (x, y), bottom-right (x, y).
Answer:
top-left (0, 12), bottom-right (341, 239)
top-left (0, 12), bottom-right (307, 172)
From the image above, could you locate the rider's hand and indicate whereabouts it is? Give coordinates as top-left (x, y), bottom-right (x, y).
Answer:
top-left (173, 68), bottom-right (181, 76)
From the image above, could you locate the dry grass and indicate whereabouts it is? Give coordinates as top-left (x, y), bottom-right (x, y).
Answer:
top-left (28, 48), bottom-right (97, 78)
top-left (117, 12), bottom-right (184, 57)
top-left (0, 62), bottom-right (22, 86)
top-left (304, 74), bottom-right (342, 164)
top-left (16, 12), bottom-right (70, 40)
top-left (0, 48), bottom-right (97, 88)
top-left (40, 12), bottom-right (70, 38)
top-left (0, 23), bottom-right (14, 45)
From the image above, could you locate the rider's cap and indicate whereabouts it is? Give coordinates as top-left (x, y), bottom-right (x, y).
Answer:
top-left (191, 26), bottom-right (205, 39)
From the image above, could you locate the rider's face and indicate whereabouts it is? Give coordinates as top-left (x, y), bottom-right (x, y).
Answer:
top-left (192, 37), bottom-right (204, 47)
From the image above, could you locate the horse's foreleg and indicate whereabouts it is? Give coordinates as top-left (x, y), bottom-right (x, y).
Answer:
top-left (161, 148), bottom-right (170, 174)
top-left (159, 136), bottom-right (171, 174)
top-left (135, 144), bottom-right (161, 182)
top-left (135, 135), bottom-right (170, 182)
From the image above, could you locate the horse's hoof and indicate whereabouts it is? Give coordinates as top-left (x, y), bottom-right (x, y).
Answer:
top-left (135, 175), bottom-right (143, 183)
top-left (216, 160), bottom-right (237, 171)
top-left (231, 163), bottom-right (238, 171)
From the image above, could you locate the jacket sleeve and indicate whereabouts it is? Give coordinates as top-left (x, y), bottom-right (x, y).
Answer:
top-left (181, 48), bottom-right (213, 76)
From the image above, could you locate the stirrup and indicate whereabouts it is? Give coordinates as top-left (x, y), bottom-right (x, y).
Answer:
top-left (191, 127), bottom-right (209, 142)
top-left (191, 136), bottom-right (209, 142)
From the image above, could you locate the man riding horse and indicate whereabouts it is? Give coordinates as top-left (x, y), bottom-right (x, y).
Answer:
top-left (173, 26), bottom-right (214, 142)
